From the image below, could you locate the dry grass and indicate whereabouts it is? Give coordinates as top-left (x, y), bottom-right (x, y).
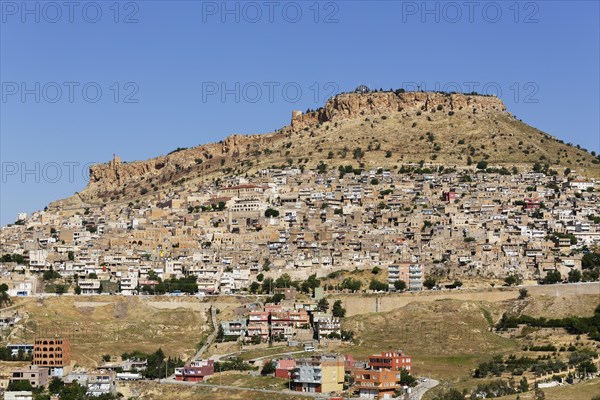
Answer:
top-left (338, 299), bottom-right (518, 381)
top-left (7, 296), bottom-right (213, 367)
top-left (337, 293), bottom-right (600, 390)
top-left (205, 372), bottom-right (289, 390)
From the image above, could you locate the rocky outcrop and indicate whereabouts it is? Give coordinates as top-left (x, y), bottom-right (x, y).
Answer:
top-left (291, 91), bottom-right (506, 129)
top-left (81, 91), bottom-right (509, 200)
top-left (89, 155), bottom-right (166, 187)
top-left (82, 132), bottom-right (277, 199)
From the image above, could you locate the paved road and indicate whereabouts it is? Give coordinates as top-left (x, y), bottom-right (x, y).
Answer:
top-left (158, 377), bottom-right (326, 398)
top-left (194, 305), bottom-right (218, 359)
top-left (157, 376), bottom-right (439, 399)
top-left (207, 345), bottom-right (299, 363)
top-left (406, 378), bottom-right (439, 400)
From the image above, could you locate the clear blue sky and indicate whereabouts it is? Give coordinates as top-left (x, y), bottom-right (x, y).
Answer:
top-left (1, 0), bottom-right (599, 226)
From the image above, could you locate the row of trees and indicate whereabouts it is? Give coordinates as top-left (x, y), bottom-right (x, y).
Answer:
top-left (248, 273), bottom-right (321, 296)
top-left (433, 386), bottom-right (550, 400)
top-left (140, 273), bottom-right (198, 294)
top-left (496, 304), bottom-right (600, 341)
top-left (119, 348), bottom-right (184, 379)
top-left (8, 377), bottom-right (121, 400)
top-left (316, 298), bottom-right (346, 318)
top-left (0, 346), bottom-right (32, 361)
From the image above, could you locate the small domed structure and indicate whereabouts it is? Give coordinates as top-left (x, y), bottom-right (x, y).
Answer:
top-left (355, 85), bottom-right (370, 94)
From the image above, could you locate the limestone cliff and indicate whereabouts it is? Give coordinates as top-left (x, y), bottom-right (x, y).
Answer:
top-left (291, 91), bottom-right (506, 129)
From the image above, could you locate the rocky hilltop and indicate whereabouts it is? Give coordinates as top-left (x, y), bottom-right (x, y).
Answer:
top-left (291, 91), bottom-right (505, 129)
top-left (52, 90), bottom-right (599, 209)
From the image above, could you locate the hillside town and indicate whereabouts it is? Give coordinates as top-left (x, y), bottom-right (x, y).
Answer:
top-left (1, 163), bottom-right (599, 298)
top-left (1, 162), bottom-right (600, 399)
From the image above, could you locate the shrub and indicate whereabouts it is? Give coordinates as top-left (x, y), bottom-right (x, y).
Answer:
top-left (369, 279), bottom-right (388, 292)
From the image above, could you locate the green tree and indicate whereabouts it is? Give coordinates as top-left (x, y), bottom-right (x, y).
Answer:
top-left (0, 291), bottom-right (11, 307)
top-left (261, 277), bottom-right (274, 294)
top-left (249, 281), bottom-right (260, 294)
top-left (519, 376), bottom-right (529, 392)
top-left (353, 147), bottom-right (364, 159)
top-left (568, 269), bottom-right (582, 283)
top-left (7, 379), bottom-right (33, 391)
top-left (264, 208), bottom-right (280, 218)
top-left (399, 368), bottom-right (416, 386)
top-left (43, 269), bottom-right (61, 281)
top-left (216, 324), bottom-right (225, 342)
top-left (265, 293), bottom-right (285, 304)
top-left (341, 277), bottom-right (362, 292)
top-left (582, 252), bottom-right (600, 269)
top-left (369, 279), bottom-right (388, 292)
top-left (261, 360), bottom-right (276, 376)
top-left (301, 274), bottom-right (320, 294)
top-left (518, 288), bottom-right (528, 299)
top-left (55, 284), bottom-right (66, 295)
top-left (316, 298), bottom-right (329, 312)
top-left (274, 273), bottom-right (292, 288)
top-left (504, 274), bottom-right (522, 286)
top-left (317, 162), bottom-right (327, 174)
top-left (476, 160), bottom-right (488, 170)
top-left (394, 280), bottom-right (407, 291)
top-left (332, 300), bottom-right (346, 318)
top-left (542, 270), bottom-right (562, 284)
top-left (577, 360), bottom-right (598, 377)
top-left (423, 276), bottom-right (437, 289)
top-left (48, 377), bottom-right (65, 394)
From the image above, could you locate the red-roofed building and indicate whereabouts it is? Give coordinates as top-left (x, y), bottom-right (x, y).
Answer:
top-left (175, 359), bottom-right (214, 382)
top-left (275, 359), bottom-right (296, 379)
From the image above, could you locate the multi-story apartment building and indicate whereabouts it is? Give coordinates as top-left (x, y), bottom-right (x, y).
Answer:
top-left (10, 366), bottom-right (48, 388)
top-left (78, 279), bottom-right (101, 294)
top-left (32, 338), bottom-right (71, 376)
top-left (352, 351), bottom-right (412, 399)
top-left (220, 319), bottom-right (247, 338)
top-left (388, 263), bottom-right (423, 291)
top-left (291, 355), bottom-right (344, 393)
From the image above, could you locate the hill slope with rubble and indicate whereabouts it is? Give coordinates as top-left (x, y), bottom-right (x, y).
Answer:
top-left (51, 90), bottom-right (600, 209)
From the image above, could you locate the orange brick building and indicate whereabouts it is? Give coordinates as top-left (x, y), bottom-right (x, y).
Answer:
top-left (33, 338), bottom-right (71, 369)
top-left (352, 351), bottom-right (412, 399)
